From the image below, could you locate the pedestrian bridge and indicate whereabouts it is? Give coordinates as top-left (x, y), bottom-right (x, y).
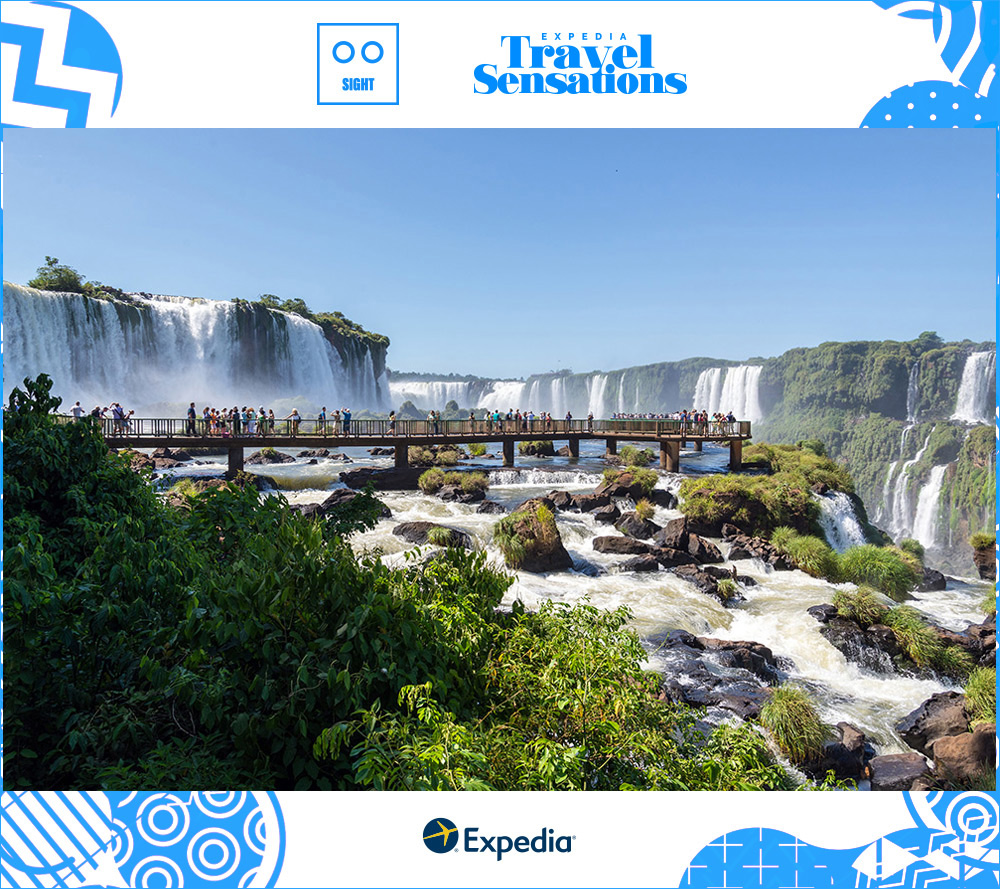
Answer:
top-left (96, 416), bottom-right (752, 475)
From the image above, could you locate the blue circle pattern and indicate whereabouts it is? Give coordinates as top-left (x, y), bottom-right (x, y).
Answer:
top-left (862, 1), bottom-right (998, 127)
top-left (108, 792), bottom-right (285, 888)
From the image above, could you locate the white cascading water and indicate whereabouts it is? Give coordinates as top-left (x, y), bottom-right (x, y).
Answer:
top-left (388, 380), bottom-right (476, 409)
top-left (906, 360), bottom-right (920, 423)
top-left (691, 365), bottom-right (763, 421)
top-left (3, 282), bottom-right (389, 412)
top-left (884, 432), bottom-right (932, 539)
top-left (912, 464), bottom-right (949, 550)
top-left (586, 374), bottom-right (609, 418)
top-left (951, 351), bottom-right (996, 424)
top-left (479, 380), bottom-right (527, 411)
top-left (816, 492), bottom-right (868, 553)
top-left (693, 367), bottom-right (724, 412)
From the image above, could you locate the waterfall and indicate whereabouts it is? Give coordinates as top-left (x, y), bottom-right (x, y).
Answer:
top-left (586, 374), bottom-right (609, 418)
top-left (906, 361), bottom-right (921, 423)
top-left (885, 432), bottom-right (932, 539)
top-left (479, 380), bottom-right (527, 411)
top-left (816, 492), bottom-right (868, 553)
top-left (388, 380), bottom-right (475, 409)
top-left (951, 351), bottom-right (996, 424)
top-left (912, 464), bottom-right (949, 549)
top-left (3, 282), bottom-right (389, 412)
top-left (693, 368), bottom-right (724, 412)
top-left (691, 365), bottom-right (762, 420)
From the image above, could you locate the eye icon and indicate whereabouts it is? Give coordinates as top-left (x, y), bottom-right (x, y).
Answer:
top-left (423, 818), bottom-right (459, 853)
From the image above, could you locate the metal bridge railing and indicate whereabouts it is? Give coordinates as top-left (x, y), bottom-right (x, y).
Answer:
top-left (51, 414), bottom-right (751, 440)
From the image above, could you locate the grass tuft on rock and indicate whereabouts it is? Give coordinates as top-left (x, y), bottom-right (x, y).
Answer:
top-left (837, 545), bottom-right (920, 601)
top-left (964, 667), bottom-right (996, 726)
top-left (759, 686), bottom-right (828, 764)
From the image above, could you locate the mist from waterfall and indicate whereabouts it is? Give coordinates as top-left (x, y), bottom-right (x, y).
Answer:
top-left (3, 282), bottom-right (389, 413)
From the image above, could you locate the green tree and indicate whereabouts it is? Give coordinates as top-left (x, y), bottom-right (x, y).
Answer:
top-left (27, 256), bottom-right (86, 293)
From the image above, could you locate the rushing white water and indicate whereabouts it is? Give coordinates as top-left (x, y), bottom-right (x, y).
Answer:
top-left (816, 492), bottom-right (868, 553)
top-left (692, 365), bottom-right (763, 421)
top-left (3, 282), bottom-right (389, 412)
top-left (334, 465), bottom-right (982, 755)
top-left (951, 350), bottom-right (996, 424)
top-left (912, 464), bottom-right (949, 550)
top-left (478, 380), bottom-right (528, 411)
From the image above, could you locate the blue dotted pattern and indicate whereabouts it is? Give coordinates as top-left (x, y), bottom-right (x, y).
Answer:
top-left (863, 1), bottom-right (998, 127)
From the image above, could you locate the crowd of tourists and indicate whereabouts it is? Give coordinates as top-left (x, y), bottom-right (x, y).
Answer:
top-left (611, 409), bottom-right (739, 432)
top-left (181, 404), bottom-right (356, 437)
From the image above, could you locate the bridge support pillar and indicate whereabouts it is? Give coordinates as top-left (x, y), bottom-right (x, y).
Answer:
top-left (502, 440), bottom-right (515, 467)
top-left (394, 443), bottom-right (409, 468)
top-left (568, 438), bottom-right (580, 459)
top-left (606, 438), bottom-right (617, 457)
top-left (660, 440), bottom-right (680, 473)
top-left (692, 440), bottom-right (703, 452)
top-left (729, 438), bottom-right (743, 470)
top-left (228, 447), bottom-right (244, 477)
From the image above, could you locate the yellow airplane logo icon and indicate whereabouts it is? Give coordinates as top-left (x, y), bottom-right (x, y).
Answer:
top-left (424, 820), bottom-right (459, 848)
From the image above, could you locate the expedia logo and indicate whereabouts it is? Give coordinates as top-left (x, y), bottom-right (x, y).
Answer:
top-left (423, 818), bottom-right (459, 853)
top-left (422, 820), bottom-right (574, 861)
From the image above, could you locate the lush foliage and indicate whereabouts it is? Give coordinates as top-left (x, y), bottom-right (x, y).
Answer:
top-left (769, 527), bottom-right (840, 579)
top-left (252, 294), bottom-right (389, 348)
top-left (27, 256), bottom-right (128, 301)
top-left (492, 502), bottom-right (558, 569)
top-left (969, 532), bottom-right (995, 551)
top-left (964, 667), bottom-right (996, 726)
top-left (518, 440), bottom-right (556, 456)
top-left (742, 443), bottom-right (855, 493)
top-left (468, 443), bottom-right (487, 457)
top-left (759, 687), bottom-right (828, 764)
top-left (618, 445), bottom-right (654, 467)
top-left (882, 607), bottom-right (973, 678)
top-left (832, 586), bottom-right (889, 628)
top-left (898, 538), bottom-right (925, 563)
top-left (679, 473), bottom-right (817, 536)
top-left (418, 469), bottom-right (489, 495)
top-left (838, 545), bottom-right (921, 601)
top-left (634, 499), bottom-right (655, 521)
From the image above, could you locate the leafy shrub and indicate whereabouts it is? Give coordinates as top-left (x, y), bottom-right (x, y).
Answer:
top-left (760, 686), bottom-right (828, 764)
top-left (679, 472), bottom-right (818, 537)
top-left (418, 468), bottom-right (446, 493)
top-left (619, 445), bottom-right (654, 467)
top-left (742, 443), bottom-right (855, 494)
top-left (259, 446), bottom-right (278, 458)
top-left (898, 538), bottom-right (925, 564)
top-left (970, 532), bottom-right (996, 551)
top-left (492, 502), bottom-right (559, 569)
top-left (796, 439), bottom-right (826, 457)
top-left (635, 499), bottom-right (655, 521)
top-left (437, 449), bottom-right (459, 466)
top-left (965, 667), bottom-right (996, 726)
top-left (832, 586), bottom-right (888, 627)
top-left (883, 606), bottom-right (973, 677)
top-left (838, 545), bottom-right (921, 600)
top-left (468, 443), bottom-right (487, 457)
top-left (784, 534), bottom-right (840, 580)
top-left (982, 591), bottom-right (996, 617)
top-left (518, 441), bottom-right (556, 456)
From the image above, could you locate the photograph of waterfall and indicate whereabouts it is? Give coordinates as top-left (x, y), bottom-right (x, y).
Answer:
top-left (3, 126), bottom-right (995, 797)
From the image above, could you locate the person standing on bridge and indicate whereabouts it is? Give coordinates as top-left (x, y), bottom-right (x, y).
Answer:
top-left (70, 401), bottom-right (85, 421)
top-left (186, 402), bottom-right (197, 435)
top-left (342, 408), bottom-right (351, 435)
top-left (388, 410), bottom-right (396, 435)
top-left (285, 409), bottom-right (301, 436)
top-left (587, 412), bottom-right (594, 432)
top-left (317, 406), bottom-right (327, 435)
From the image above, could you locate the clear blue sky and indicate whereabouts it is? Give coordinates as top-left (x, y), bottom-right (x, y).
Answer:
top-left (2, 128), bottom-right (994, 378)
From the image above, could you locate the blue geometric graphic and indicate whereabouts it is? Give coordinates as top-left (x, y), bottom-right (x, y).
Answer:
top-left (1, 0), bottom-right (123, 128)
top-left (862, 1), bottom-right (998, 127)
top-left (1, 792), bottom-right (285, 888)
top-left (681, 792), bottom-right (1000, 888)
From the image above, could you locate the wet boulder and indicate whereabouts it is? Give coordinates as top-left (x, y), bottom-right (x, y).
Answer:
top-left (437, 484), bottom-right (485, 503)
top-left (820, 619), bottom-right (896, 674)
top-left (807, 604), bottom-right (839, 623)
top-left (495, 498), bottom-right (573, 573)
top-left (615, 512), bottom-right (660, 540)
top-left (393, 521), bottom-right (473, 550)
top-left (298, 448), bottom-right (331, 458)
top-left (574, 492), bottom-right (612, 512)
top-left (813, 722), bottom-right (874, 781)
top-left (340, 467), bottom-right (424, 490)
top-left (246, 449), bottom-right (295, 465)
top-left (697, 638), bottom-right (781, 684)
top-left (320, 488), bottom-right (392, 519)
top-left (688, 533), bottom-right (724, 564)
top-left (476, 500), bottom-right (506, 515)
top-left (917, 567), bottom-right (947, 592)
top-left (896, 691), bottom-right (969, 757)
top-left (648, 488), bottom-right (677, 509)
top-left (972, 546), bottom-right (995, 581)
top-left (619, 554), bottom-right (661, 573)
top-left (655, 547), bottom-right (697, 568)
top-left (933, 723), bottom-right (995, 783)
top-left (868, 752), bottom-right (931, 790)
top-left (547, 490), bottom-right (576, 511)
top-left (593, 536), bottom-right (659, 556)
top-left (654, 517), bottom-right (689, 550)
top-left (592, 504), bottom-right (621, 524)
